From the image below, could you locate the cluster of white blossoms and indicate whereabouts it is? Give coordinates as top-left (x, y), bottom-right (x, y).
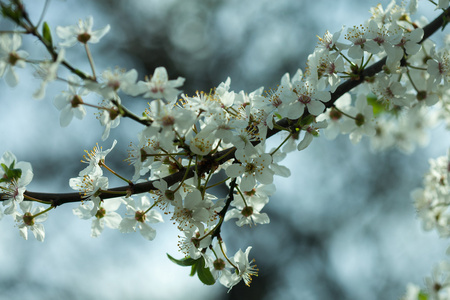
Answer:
top-left (0, 151), bottom-right (48, 241)
top-left (1, 0), bottom-right (450, 293)
top-left (412, 151), bottom-right (450, 237)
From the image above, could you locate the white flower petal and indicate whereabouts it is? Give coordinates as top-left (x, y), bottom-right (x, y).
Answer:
top-left (138, 222), bottom-right (157, 241)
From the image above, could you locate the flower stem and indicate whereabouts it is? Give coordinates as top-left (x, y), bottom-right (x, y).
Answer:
top-left (206, 177), bottom-right (231, 190)
top-left (218, 239), bottom-right (238, 270)
top-left (100, 161), bottom-right (133, 185)
top-left (84, 44), bottom-right (97, 80)
top-left (33, 205), bottom-right (54, 218)
top-left (23, 194), bottom-right (52, 205)
top-left (270, 133), bottom-right (293, 156)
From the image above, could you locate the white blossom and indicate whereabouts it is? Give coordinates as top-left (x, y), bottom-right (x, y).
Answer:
top-left (56, 16), bottom-right (110, 47)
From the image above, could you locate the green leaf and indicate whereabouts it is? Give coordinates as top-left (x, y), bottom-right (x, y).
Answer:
top-left (42, 22), bottom-right (53, 47)
top-left (366, 94), bottom-right (384, 116)
top-left (418, 290), bottom-right (428, 300)
top-left (190, 262), bottom-right (198, 276)
top-left (299, 114), bottom-right (315, 126)
top-left (1, 4), bottom-right (22, 25)
top-left (196, 257), bottom-right (215, 285)
top-left (0, 161), bottom-right (22, 183)
top-left (166, 253), bottom-right (198, 267)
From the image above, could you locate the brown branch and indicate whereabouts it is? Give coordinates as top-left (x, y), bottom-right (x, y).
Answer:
top-left (2, 6), bottom-right (449, 207)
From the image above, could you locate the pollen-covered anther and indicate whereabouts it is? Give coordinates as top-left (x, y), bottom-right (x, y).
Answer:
top-left (298, 94), bottom-right (311, 104)
top-left (245, 163), bottom-right (257, 173)
top-left (272, 96), bottom-right (282, 107)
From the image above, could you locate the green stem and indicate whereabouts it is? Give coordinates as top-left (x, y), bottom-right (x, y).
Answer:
top-left (23, 193), bottom-right (52, 205)
top-left (143, 199), bottom-right (159, 214)
top-left (84, 44), bottom-right (97, 80)
top-left (270, 133), bottom-right (293, 156)
top-left (218, 239), bottom-right (238, 270)
top-left (81, 102), bottom-right (104, 110)
top-left (215, 147), bottom-right (236, 162)
top-left (407, 64), bottom-right (428, 71)
top-left (361, 54), bottom-right (373, 70)
top-left (206, 176), bottom-right (231, 190)
top-left (33, 205), bottom-right (54, 218)
top-left (173, 158), bottom-right (192, 193)
top-left (339, 51), bottom-right (357, 67)
top-left (100, 161), bottom-right (133, 185)
top-left (333, 106), bottom-right (356, 120)
top-left (406, 68), bottom-right (420, 93)
top-left (122, 106), bottom-right (153, 126)
top-left (36, 0), bottom-right (50, 29)
top-left (236, 186), bottom-right (249, 208)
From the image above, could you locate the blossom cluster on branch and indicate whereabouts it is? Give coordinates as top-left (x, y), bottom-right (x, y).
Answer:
top-left (0, 0), bottom-right (450, 295)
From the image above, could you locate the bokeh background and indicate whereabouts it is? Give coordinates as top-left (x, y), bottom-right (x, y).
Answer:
top-left (0, 0), bottom-right (449, 299)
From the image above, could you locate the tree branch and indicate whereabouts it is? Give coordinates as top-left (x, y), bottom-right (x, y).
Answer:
top-left (2, 6), bottom-right (449, 207)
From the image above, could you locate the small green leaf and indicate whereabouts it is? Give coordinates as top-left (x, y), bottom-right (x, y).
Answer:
top-left (418, 290), bottom-right (428, 300)
top-left (42, 22), bottom-right (53, 47)
top-left (366, 94), bottom-right (384, 116)
top-left (196, 257), bottom-right (215, 285)
top-left (299, 114), bottom-right (315, 127)
top-left (0, 161), bottom-right (22, 183)
top-left (190, 262), bottom-right (198, 276)
top-left (166, 253), bottom-right (198, 267)
top-left (1, 4), bottom-right (22, 25)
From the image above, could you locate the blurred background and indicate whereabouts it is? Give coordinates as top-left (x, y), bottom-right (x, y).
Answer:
top-left (0, 0), bottom-right (449, 299)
